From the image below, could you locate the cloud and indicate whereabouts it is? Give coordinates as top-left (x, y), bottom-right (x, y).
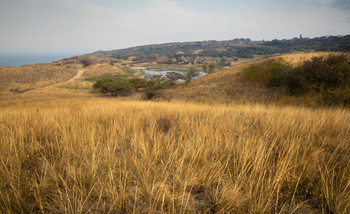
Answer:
top-left (79, 3), bottom-right (118, 17)
top-left (117, 0), bottom-right (230, 42)
top-left (332, 0), bottom-right (350, 11)
top-left (21, 0), bottom-right (84, 7)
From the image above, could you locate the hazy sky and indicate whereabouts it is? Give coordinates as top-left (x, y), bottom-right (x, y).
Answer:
top-left (0, 0), bottom-right (349, 53)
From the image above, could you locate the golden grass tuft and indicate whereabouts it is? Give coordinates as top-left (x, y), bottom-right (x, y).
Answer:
top-left (0, 98), bottom-right (349, 213)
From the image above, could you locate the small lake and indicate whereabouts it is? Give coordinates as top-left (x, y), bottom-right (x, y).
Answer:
top-left (142, 70), bottom-right (207, 80)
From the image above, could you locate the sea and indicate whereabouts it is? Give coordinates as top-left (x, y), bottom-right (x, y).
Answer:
top-left (0, 52), bottom-right (82, 67)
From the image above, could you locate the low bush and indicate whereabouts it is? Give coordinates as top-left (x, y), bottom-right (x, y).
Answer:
top-left (241, 54), bottom-right (350, 100)
top-left (280, 67), bottom-right (305, 95)
top-left (99, 79), bottom-right (134, 96)
top-left (128, 78), bottom-right (148, 91)
top-left (298, 54), bottom-right (350, 92)
top-left (80, 58), bottom-right (94, 67)
top-left (93, 75), bottom-right (169, 99)
top-left (241, 58), bottom-right (291, 87)
top-left (92, 79), bottom-right (114, 89)
top-left (324, 90), bottom-right (350, 106)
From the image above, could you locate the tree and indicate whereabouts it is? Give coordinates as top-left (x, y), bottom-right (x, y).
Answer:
top-left (185, 68), bottom-right (199, 83)
top-left (143, 75), bottom-right (167, 100)
top-left (208, 61), bottom-right (217, 73)
top-left (99, 79), bottom-right (134, 96)
top-left (220, 57), bottom-right (231, 66)
top-left (202, 63), bottom-right (209, 73)
top-left (202, 61), bottom-right (217, 74)
top-left (128, 78), bottom-right (148, 91)
top-left (92, 79), bottom-right (113, 89)
top-left (151, 75), bottom-right (166, 85)
top-left (80, 58), bottom-right (93, 67)
top-left (166, 72), bottom-right (185, 82)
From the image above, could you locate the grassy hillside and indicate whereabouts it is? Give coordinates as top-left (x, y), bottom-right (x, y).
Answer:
top-left (0, 64), bottom-right (78, 93)
top-left (161, 52), bottom-right (347, 107)
top-left (86, 35), bottom-right (350, 64)
top-left (0, 98), bottom-right (349, 213)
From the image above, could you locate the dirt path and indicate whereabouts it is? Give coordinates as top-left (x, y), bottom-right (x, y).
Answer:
top-left (23, 66), bottom-right (94, 93)
top-left (67, 69), bottom-right (87, 82)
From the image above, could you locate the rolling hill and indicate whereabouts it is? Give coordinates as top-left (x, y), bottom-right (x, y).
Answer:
top-left (82, 35), bottom-right (350, 65)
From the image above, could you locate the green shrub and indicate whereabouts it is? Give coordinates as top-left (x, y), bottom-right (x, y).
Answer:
top-left (324, 90), bottom-right (350, 106)
top-left (241, 58), bottom-right (291, 87)
top-left (128, 78), bottom-right (148, 91)
top-left (97, 79), bottom-right (134, 96)
top-left (241, 54), bottom-right (350, 99)
top-left (280, 67), bottom-right (304, 95)
top-left (298, 54), bottom-right (350, 92)
top-left (10, 88), bottom-right (21, 93)
top-left (92, 79), bottom-right (114, 89)
top-left (80, 58), bottom-right (94, 67)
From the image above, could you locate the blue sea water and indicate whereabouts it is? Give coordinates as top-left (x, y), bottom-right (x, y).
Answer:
top-left (0, 52), bottom-right (81, 67)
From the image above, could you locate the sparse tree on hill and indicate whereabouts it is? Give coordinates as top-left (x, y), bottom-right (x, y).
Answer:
top-left (208, 61), bottom-right (217, 73)
top-left (80, 58), bottom-right (93, 67)
top-left (202, 63), bottom-right (209, 73)
top-left (185, 68), bottom-right (199, 83)
top-left (151, 74), bottom-right (166, 85)
top-left (202, 61), bottom-right (217, 74)
top-left (166, 72), bottom-right (185, 82)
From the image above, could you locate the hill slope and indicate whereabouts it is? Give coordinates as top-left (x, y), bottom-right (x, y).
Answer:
top-left (161, 52), bottom-right (342, 106)
top-left (85, 35), bottom-right (350, 64)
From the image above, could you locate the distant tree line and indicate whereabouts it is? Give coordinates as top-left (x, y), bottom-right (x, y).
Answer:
top-left (103, 35), bottom-right (350, 63)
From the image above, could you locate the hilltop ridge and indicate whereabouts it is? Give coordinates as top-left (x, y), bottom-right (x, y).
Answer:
top-left (82, 35), bottom-right (350, 64)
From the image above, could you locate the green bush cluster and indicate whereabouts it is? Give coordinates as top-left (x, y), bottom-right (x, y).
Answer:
top-left (241, 58), bottom-right (292, 87)
top-left (93, 75), bottom-right (172, 99)
top-left (298, 54), bottom-right (350, 92)
top-left (93, 78), bottom-right (148, 97)
top-left (241, 54), bottom-right (350, 106)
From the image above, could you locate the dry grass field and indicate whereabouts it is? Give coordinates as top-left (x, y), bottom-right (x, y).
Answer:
top-left (0, 98), bottom-right (349, 213)
top-left (1, 52), bottom-right (349, 213)
top-left (81, 64), bottom-right (125, 77)
top-left (0, 64), bottom-right (79, 93)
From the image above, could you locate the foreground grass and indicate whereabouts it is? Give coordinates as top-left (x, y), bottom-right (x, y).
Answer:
top-left (1, 98), bottom-right (350, 213)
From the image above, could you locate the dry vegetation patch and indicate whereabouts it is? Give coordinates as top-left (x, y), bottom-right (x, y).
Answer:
top-left (0, 98), bottom-right (349, 213)
top-left (0, 64), bottom-right (77, 92)
top-left (81, 64), bottom-right (124, 77)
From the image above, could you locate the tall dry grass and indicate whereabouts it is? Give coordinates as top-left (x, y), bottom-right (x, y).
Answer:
top-left (0, 98), bottom-right (350, 213)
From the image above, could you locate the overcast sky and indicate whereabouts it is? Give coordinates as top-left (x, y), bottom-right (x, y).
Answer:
top-left (0, 0), bottom-right (349, 53)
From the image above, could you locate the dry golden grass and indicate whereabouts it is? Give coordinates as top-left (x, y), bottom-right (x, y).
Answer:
top-left (0, 64), bottom-right (78, 92)
top-left (162, 62), bottom-right (280, 104)
top-left (82, 64), bottom-right (125, 77)
top-left (0, 98), bottom-right (349, 213)
top-left (277, 52), bottom-right (338, 66)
